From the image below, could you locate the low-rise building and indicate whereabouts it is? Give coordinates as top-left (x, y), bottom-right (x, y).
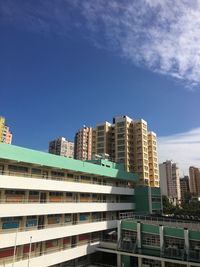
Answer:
top-left (0, 143), bottom-right (163, 267)
top-left (98, 215), bottom-right (200, 267)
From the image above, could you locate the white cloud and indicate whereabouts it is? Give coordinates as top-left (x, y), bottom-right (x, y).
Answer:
top-left (158, 128), bottom-right (200, 175)
top-left (1, 0), bottom-right (200, 87)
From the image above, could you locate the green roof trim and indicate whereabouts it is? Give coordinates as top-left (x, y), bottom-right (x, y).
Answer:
top-left (0, 143), bottom-right (139, 182)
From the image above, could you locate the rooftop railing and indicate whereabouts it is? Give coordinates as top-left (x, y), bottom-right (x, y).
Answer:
top-left (122, 214), bottom-right (200, 231)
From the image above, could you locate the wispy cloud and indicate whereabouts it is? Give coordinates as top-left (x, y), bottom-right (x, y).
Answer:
top-left (158, 128), bottom-right (200, 175)
top-left (1, 1), bottom-right (200, 87)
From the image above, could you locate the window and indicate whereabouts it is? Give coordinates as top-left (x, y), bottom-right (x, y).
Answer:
top-left (8, 165), bottom-right (28, 173)
top-left (31, 168), bottom-right (41, 175)
top-left (142, 233), bottom-right (160, 247)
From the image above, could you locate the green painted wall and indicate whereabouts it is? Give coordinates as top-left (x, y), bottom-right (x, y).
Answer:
top-left (189, 230), bottom-right (200, 240)
top-left (142, 224), bottom-right (159, 234)
top-left (152, 202), bottom-right (162, 210)
top-left (134, 187), bottom-right (150, 214)
top-left (121, 220), bottom-right (137, 231)
top-left (151, 187), bottom-right (161, 196)
top-left (164, 227), bottom-right (184, 239)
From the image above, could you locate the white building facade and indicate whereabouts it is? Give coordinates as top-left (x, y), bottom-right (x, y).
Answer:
top-left (159, 160), bottom-right (181, 204)
top-left (0, 143), bottom-right (138, 267)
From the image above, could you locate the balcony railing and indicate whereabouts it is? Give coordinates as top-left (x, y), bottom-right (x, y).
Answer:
top-left (0, 170), bottom-right (132, 189)
top-left (0, 239), bottom-right (100, 265)
top-left (0, 198), bottom-right (129, 204)
top-left (0, 218), bottom-right (117, 234)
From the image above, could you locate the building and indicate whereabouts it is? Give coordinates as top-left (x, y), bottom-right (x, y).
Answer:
top-left (0, 143), bottom-right (162, 267)
top-left (74, 127), bottom-right (93, 160)
top-left (2, 125), bottom-right (12, 144)
top-left (159, 161), bottom-right (181, 204)
top-left (93, 121), bottom-right (113, 160)
top-left (0, 116), bottom-right (12, 144)
top-left (98, 215), bottom-right (200, 267)
top-left (0, 117), bottom-right (5, 141)
top-left (180, 176), bottom-right (190, 204)
top-left (49, 137), bottom-right (74, 158)
top-left (189, 166), bottom-right (200, 198)
top-left (91, 115), bottom-right (159, 187)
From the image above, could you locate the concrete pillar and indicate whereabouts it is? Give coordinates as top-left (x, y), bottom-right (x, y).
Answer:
top-left (159, 225), bottom-right (164, 253)
top-left (4, 164), bottom-right (8, 173)
top-left (117, 254), bottom-right (121, 267)
top-left (184, 228), bottom-right (189, 258)
top-left (138, 257), bottom-right (142, 267)
top-left (137, 221), bottom-right (141, 249)
top-left (161, 260), bottom-right (165, 267)
top-left (117, 220), bottom-right (122, 266)
top-left (117, 220), bottom-right (121, 242)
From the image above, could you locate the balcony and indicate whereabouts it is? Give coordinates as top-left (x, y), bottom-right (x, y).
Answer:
top-left (0, 239), bottom-right (100, 267)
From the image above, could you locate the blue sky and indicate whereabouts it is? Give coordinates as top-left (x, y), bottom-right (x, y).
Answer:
top-left (1, 0), bottom-right (200, 173)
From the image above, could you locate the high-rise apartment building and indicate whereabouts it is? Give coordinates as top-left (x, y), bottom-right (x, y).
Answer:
top-left (0, 117), bottom-right (5, 141)
top-left (49, 137), bottom-right (74, 158)
top-left (148, 132), bottom-right (159, 187)
top-left (91, 115), bottom-right (159, 187)
top-left (159, 160), bottom-right (181, 204)
top-left (2, 125), bottom-right (12, 144)
top-left (74, 127), bottom-right (93, 160)
top-left (180, 175), bottom-right (190, 204)
top-left (94, 121), bottom-right (113, 159)
top-left (189, 166), bottom-right (200, 197)
top-left (0, 116), bottom-right (12, 144)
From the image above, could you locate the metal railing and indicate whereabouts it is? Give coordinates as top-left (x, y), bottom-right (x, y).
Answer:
top-left (124, 214), bottom-right (200, 231)
top-left (0, 218), bottom-right (117, 234)
top-left (0, 198), bottom-right (127, 204)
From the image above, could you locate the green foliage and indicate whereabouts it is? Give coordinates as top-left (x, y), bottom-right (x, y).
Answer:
top-left (162, 196), bottom-right (176, 214)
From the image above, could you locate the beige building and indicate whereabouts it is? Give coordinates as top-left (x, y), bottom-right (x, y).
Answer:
top-left (0, 116), bottom-right (12, 144)
top-left (189, 166), bottom-right (200, 197)
top-left (74, 127), bottom-right (93, 160)
top-left (91, 115), bottom-right (159, 187)
top-left (49, 137), bottom-right (74, 158)
top-left (159, 161), bottom-right (181, 204)
top-left (148, 132), bottom-right (159, 187)
top-left (94, 122), bottom-right (113, 159)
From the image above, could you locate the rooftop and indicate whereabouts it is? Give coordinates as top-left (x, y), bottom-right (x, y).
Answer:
top-left (0, 143), bottom-right (139, 182)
